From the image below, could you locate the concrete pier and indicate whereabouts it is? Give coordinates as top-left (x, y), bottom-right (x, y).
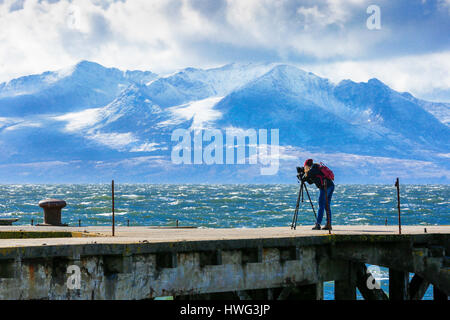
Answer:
top-left (0, 225), bottom-right (448, 300)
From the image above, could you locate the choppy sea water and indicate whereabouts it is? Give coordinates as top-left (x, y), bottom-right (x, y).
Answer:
top-left (0, 184), bottom-right (448, 300)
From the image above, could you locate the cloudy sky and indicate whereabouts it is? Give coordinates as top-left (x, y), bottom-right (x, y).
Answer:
top-left (1, 0), bottom-right (450, 101)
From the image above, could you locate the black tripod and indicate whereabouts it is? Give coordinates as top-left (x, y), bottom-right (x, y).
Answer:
top-left (291, 176), bottom-right (317, 230)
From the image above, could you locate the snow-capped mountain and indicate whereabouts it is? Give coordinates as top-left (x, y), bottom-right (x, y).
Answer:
top-left (215, 65), bottom-right (449, 158)
top-left (0, 61), bottom-right (157, 116)
top-left (0, 61), bottom-right (448, 183)
top-left (144, 63), bottom-right (276, 107)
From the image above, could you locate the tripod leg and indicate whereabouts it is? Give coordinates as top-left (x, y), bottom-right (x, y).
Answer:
top-left (294, 185), bottom-right (303, 228)
top-left (291, 183), bottom-right (302, 229)
top-left (303, 183), bottom-right (317, 220)
top-left (301, 183), bottom-right (304, 203)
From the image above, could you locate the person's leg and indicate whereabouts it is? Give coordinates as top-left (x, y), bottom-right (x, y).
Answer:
top-left (316, 188), bottom-right (325, 225)
top-left (325, 184), bottom-right (334, 225)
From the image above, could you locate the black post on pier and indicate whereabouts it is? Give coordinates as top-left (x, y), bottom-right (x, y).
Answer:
top-left (395, 178), bottom-right (401, 235)
top-left (112, 179), bottom-right (115, 237)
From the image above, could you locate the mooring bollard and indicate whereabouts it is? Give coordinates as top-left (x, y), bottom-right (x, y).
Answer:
top-left (37, 199), bottom-right (68, 226)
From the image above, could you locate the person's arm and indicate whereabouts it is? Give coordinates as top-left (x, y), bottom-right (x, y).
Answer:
top-left (303, 175), bottom-right (314, 185)
top-left (305, 165), bottom-right (322, 188)
top-left (306, 165), bottom-right (320, 177)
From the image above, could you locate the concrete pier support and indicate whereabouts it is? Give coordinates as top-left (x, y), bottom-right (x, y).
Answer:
top-left (389, 268), bottom-right (409, 300)
top-left (288, 283), bottom-right (323, 300)
top-left (334, 262), bottom-right (357, 300)
top-left (335, 280), bottom-right (356, 300)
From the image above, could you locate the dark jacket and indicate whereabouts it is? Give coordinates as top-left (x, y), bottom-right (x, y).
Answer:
top-left (304, 163), bottom-right (334, 189)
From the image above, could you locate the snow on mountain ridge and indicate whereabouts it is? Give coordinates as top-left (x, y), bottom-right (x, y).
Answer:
top-left (400, 91), bottom-right (450, 126)
top-left (144, 62), bottom-right (278, 107)
top-left (53, 108), bottom-right (103, 132)
top-left (166, 96), bottom-right (224, 129)
top-left (0, 60), bottom-right (158, 117)
top-left (223, 64), bottom-right (388, 129)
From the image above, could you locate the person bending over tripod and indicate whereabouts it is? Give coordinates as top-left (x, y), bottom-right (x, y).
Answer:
top-left (303, 159), bottom-right (335, 230)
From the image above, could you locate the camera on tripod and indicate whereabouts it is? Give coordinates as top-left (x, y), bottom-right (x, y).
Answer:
top-left (296, 166), bottom-right (305, 181)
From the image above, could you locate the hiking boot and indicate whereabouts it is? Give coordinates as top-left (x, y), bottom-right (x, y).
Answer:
top-left (312, 224), bottom-right (321, 230)
top-left (322, 224), bottom-right (332, 231)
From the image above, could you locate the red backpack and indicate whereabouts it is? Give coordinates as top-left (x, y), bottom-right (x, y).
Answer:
top-left (318, 162), bottom-right (334, 181)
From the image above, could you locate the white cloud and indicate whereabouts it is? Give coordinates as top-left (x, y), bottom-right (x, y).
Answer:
top-left (130, 142), bottom-right (161, 152)
top-left (0, 0), bottom-right (379, 81)
top-left (301, 51), bottom-right (450, 101)
top-left (0, 0), bottom-right (448, 101)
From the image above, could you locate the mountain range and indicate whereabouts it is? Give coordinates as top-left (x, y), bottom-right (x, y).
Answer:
top-left (0, 60), bottom-right (448, 183)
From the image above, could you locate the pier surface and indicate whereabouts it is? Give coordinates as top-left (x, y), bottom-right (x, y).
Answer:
top-left (1, 225), bottom-right (448, 245)
top-left (0, 225), bottom-right (448, 300)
